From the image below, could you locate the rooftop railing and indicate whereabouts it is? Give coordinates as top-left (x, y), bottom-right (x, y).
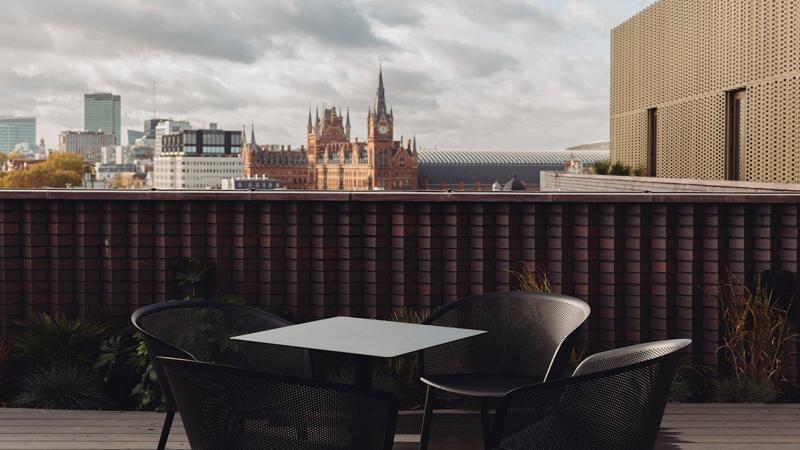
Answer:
top-left (0, 190), bottom-right (798, 379)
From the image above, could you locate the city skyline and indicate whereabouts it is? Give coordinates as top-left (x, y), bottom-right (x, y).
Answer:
top-left (0, 0), bottom-right (652, 150)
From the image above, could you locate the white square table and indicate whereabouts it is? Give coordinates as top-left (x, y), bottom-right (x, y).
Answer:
top-left (233, 316), bottom-right (486, 388)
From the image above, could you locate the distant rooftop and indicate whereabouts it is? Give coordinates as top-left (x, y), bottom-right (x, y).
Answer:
top-left (417, 149), bottom-right (609, 189)
top-left (418, 149), bottom-right (608, 166)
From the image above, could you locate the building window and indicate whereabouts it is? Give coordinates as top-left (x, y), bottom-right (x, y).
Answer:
top-left (377, 150), bottom-right (388, 168)
top-left (647, 108), bottom-right (657, 177)
top-left (726, 89), bottom-right (746, 181)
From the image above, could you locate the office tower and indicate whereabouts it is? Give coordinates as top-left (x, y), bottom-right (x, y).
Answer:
top-left (0, 117), bottom-right (36, 153)
top-left (84, 93), bottom-right (121, 144)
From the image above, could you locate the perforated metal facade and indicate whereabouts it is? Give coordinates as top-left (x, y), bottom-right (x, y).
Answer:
top-left (611, 0), bottom-right (800, 182)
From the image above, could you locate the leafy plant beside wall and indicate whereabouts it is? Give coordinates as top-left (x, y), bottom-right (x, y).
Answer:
top-left (716, 272), bottom-right (796, 403)
top-left (174, 256), bottom-right (212, 299)
top-left (512, 262), bottom-right (552, 293)
top-left (9, 313), bottom-right (114, 409)
top-left (591, 159), bottom-right (646, 177)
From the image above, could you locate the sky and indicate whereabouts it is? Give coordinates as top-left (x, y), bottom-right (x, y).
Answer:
top-left (0, 0), bottom-right (654, 150)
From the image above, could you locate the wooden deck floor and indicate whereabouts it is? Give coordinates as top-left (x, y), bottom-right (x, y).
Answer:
top-left (0, 404), bottom-right (798, 449)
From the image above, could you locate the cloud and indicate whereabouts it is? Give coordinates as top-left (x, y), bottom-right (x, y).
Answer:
top-left (424, 39), bottom-right (519, 78)
top-left (0, 0), bottom-right (652, 149)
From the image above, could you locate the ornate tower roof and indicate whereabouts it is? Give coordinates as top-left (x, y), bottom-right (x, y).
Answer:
top-left (374, 65), bottom-right (387, 116)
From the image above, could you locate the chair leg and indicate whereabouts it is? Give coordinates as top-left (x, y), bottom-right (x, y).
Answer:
top-left (419, 385), bottom-right (436, 450)
top-left (480, 399), bottom-right (492, 450)
top-left (157, 410), bottom-right (175, 450)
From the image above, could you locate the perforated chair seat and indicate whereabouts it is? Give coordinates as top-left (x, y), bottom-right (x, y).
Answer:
top-left (417, 291), bottom-right (591, 450)
top-left (159, 357), bottom-right (398, 450)
top-left (131, 300), bottom-right (311, 450)
top-left (421, 374), bottom-right (539, 398)
top-left (489, 339), bottom-right (692, 450)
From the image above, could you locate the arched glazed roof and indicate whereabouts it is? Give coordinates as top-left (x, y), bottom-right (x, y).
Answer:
top-left (418, 150), bottom-right (609, 166)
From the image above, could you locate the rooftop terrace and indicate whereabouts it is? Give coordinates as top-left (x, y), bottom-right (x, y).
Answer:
top-left (1, 404), bottom-right (797, 450)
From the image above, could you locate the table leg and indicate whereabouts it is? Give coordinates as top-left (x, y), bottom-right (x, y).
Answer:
top-left (352, 354), bottom-right (373, 389)
top-left (352, 355), bottom-right (373, 448)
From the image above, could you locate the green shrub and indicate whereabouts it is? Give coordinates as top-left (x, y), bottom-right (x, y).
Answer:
top-left (715, 377), bottom-right (780, 403)
top-left (127, 335), bottom-right (163, 411)
top-left (592, 160), bottom-right (611, 175)
top-left (174, 256), bottom-right (211, 299)
top-left (12, 365), bottom-right (110, 410)
top-left (670, 370), bottom-right (698, 402)
top-left (11, 313), bottom-right (109, 369)
top-left (632, 165), bottom-right (647, 177)
top-left (609, 161), bottom-right (632, 176)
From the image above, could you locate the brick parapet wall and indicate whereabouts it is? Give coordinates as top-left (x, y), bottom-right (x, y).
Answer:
top-left (1, 190), bottom-right (798, 378)
top-left (541, 172), bottom-right (800, 193)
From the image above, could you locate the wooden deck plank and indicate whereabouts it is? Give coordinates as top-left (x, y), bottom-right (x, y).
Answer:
top-left (0, 404), bottom-right (798, 449)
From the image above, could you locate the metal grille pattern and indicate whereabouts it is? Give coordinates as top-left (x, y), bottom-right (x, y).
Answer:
top-left (492, 340), bottom-right (689, 450)
top-left (420, 292), bottom-right (589, 381)
top-left (611, 0), bottom-right (800, 182)
top-left (160, 357), bottom-right (397, 450)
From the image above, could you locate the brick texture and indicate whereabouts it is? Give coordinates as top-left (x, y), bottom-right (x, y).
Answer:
top-left (1, 191), bottom-right (800, 377)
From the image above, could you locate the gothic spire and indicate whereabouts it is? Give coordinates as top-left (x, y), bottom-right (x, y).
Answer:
top-left (374, 65), bottom-right (387, 116)
top-left (242, 125), bottom-right (247, 146)
top-left (307, 107), bottom-right (312, 130)
top-left (413, 135), bottom-right (417, 152)
top-left (315, 106), bottom-right (320, 125)
top-left (250, 124), bottom-right (256, 146)
top-left (346, 106), bottom-right (351, 127)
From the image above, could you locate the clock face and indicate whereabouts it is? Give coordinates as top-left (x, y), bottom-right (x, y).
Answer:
top-left (378, 124), bottom-right (388, 135)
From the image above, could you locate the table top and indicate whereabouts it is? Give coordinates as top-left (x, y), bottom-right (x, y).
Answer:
top-left (232, 316), bottom-right (487, 358)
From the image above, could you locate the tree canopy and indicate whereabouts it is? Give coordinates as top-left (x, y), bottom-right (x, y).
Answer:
top-left (1, 153), bottom-right (90, 189)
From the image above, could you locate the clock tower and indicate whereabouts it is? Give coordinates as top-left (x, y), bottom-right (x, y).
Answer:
top-left (368, 67), bottom-right (395, 189)
top-left (368, 67), bottom-right (393, 143)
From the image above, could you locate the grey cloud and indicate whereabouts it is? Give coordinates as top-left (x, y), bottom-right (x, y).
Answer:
top-left (425, 39), bottom-right (519, 78)
top-left (0, 0), bottom-right (642, 150)
top-left (453, 0), bottom-right (562, 32)
top-left (361, 0), bottom-right (425, 26)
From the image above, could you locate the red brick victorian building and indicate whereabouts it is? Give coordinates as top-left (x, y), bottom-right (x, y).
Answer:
top-left (243, 69), bottom-right (419, 190)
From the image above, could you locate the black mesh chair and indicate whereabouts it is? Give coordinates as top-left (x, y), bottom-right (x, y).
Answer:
top-left (490, 339), bottom-right (691, 450)
top-left (131, 300), bottom-right (311, 450)
top-left (417, 291), bottom-right (591, 450)
top-left (159, 357), bottom-right (398, 450)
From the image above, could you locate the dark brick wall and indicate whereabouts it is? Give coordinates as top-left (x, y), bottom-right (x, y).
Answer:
top-left (1, 191), bottom-right (799, 377)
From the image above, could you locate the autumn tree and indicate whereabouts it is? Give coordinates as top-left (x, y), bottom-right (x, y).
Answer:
top-left (108, 173), bottom-right (145, 189)
top-left (0, 153), bottom-right (90, 189)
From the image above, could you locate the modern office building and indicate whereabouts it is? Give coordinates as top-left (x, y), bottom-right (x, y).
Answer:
top-left (58, 131), bottom-right (116, 163)
top-left (153, 126), bottom-right (243, 189)
top-left (0, 117), bottom-right (36, 153)
top-left (127, 130), bottom-right (145, 145)
top-left (84, 93), bottom-right (121, 144)
top-left (611, 0), bottom-right (800, 183)
top-left (154, 120), bottom-right (192, 156)
top-left (144, 118), bottom-right (168, 139)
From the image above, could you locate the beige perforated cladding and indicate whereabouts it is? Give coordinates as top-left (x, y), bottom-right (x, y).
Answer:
top-left (610, 0), bottom-right (800, 182)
